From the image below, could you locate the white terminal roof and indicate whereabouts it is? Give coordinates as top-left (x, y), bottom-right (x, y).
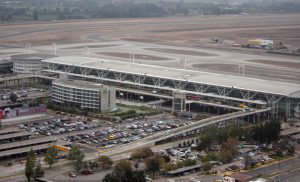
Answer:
top-left (54, 79), bottom-right (103, 91)
top-left (43, 56), bottom-right (300, 98)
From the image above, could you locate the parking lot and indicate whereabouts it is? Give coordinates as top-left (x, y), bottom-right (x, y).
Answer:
top-left (15, 112), bottom-right (193, 151)
top-left (0, 87), bottom-right (49, 105)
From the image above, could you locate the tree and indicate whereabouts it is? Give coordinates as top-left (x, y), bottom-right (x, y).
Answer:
top-left (131, 170), bottom-right (147, 182)
top-left (203, 162), bottom-right (211, 174)
top-left (74, 153), bottom-right (85, 173)
top-left (145, 157), bottom-right (160, 179)
top-left (67, 145), bottom-right (85, 173)
top-left (34, 160), bottom-right (44, 178)
top-left (134, 160), bottom-right (139, 170)
top-left (103, 173), bottom-right (119, 182)
top-left (243, 155), bottom-right (254, 169)
top-left (219, 149), bottom-right (234, 163)
top-left (130, 147), bottom-right (154, 159)
top-left (202, 152), bottom-right (219, 162)
top-left (9, 92), bottom-right (17, 103)
top-left (98, 155), bottom-right (113, 169)
top-left (67, 145), bottom-right (83, 161)
top-left (197, 132), bottom-right (214, 151)
top-left (103, 160), bottom-right (146, 182)
top-left (114, 160), bottom-right (132, 179)
top-left (89, 160), bottom-right (99, 170)
top-left (252, 120), bottom-right (281, 144)
top-left (25, 149), bottom-right (36, 181)
top-left (33, 10), bottom-right (39, 20)
top-left (221, 137), bottom-right (239, 156)
top-left (44, 146), bottom-right (58, 168)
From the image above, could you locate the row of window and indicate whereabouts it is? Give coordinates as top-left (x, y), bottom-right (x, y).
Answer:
top-left (53, 84), bottom-right (100, 94)
top-left (53, 97), bottom-right (99, 106)
top-left (52, 98), bottom-right (99, 109)
top-left (52, 94), bottom-right (100, 103)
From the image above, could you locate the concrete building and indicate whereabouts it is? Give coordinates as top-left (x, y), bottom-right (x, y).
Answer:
top-left (173, 91), bottom-right (186, 113)
top-left (52, 78), bottom-right (115, 111)
top-left (11, 54), bottom-right (56, 75)
top-left (0, 59), bottom-right (13, 73)
top-left (295, 103), bottom-right (300, 120)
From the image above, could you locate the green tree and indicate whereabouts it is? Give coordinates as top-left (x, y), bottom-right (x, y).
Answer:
top-left (67, 145), bottom-right (85, 173)
top-left (243, 155), bottom-right (254, 169)
top-left (202, 152), bottom-right (219, 162)
top-left (98, 155), bottom-right (113, 169)
top-left (25, 149), bottom-right (36, 181)
top-left (44, 146), bottom-right (58, 168)
top-left (114, 160), bottom-right (132, 179)
top-left (145, 157), bottom-right (160, 179)
top-left (9, 92), bottom-right (18, 103)
top-left (34, 160), bottom-right (44, 178)
top-left (67, 145), bottom-right (82, 161)
top-left (252, 120), bottom-right (281, 144)
top-left (74, 153), bottom-right (85, 173)
top-left (131, 170), bottom-right (147, 182)
top-left (103, 160), bottom-right (146, 182)
top-left (203, 162), bottom-right (211, 174)
top-left (33, 10), bottom-right (39, 20)
top-left (130, 147), bottom-right (154, 159)
top-left (89, 160), bottom-right (99, 170)
top-left (103, 173), bottom-right (119, 182)
top-left (197, 133), bottom-right (214, 151)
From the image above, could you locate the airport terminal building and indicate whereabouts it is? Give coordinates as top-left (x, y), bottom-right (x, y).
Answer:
top-left (52, 78), bottom-right (115, 111)
top-left (42, 56), bottom-right (300, 118)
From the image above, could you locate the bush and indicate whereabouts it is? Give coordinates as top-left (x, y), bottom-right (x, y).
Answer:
top-left (131, 147), bottom-right (154, 160)
top-left (162, 159), bottom-right (197, 172)
top-left (202, 152), bottom-right (219, 162)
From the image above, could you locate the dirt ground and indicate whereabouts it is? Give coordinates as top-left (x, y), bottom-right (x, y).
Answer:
top-left (97, 52), bottom-right (171, 61)
top-left (1, 14), bottom-right (300, 83)
top-left (245, 59), bottom-right (300, 69)
top-left (144, 48), bottom-right (217, 56)
top-left (64, 44), bottom-right (120, 49)
top-left (1, 14), bottom-right (300, 48)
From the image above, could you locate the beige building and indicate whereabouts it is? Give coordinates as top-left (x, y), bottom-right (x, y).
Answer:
top-left (11, 54), bottom-right (56, 75)
top-left (52, 79), bottom-right (115, 111)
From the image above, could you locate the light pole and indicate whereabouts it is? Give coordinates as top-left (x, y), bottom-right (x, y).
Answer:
top-left (119, 92), bottom-right (123, 103)
top-left (84, 47), bottom-right (90, 57)
top-left (52, 43), bottom-right (57, 55)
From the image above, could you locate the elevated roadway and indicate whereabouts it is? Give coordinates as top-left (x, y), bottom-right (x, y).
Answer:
top-left (186, 100), bottom-right (243, 111)
top-left (0, 75), bottom-right (56, 82)
top-left (0, 74), bottom-right (57, 88)
top-left (117, 87), bottom-right (172, 99)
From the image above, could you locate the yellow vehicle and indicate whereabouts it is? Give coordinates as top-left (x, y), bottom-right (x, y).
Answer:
top-left (239, 103), bottom-right (246, 108)
top-left (53, 145), bottom-right (70, 152)
top-left (214, 180), bottom-right (224, 182)
top-left (108, 134), bottom-right (116, 140)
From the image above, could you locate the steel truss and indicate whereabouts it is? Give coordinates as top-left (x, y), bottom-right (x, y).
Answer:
top-left (240, 90), bottom-right (257, 100)
top-left (194, 83), bottom-right (210, 93)
top-left (152, 78), bottom-right (166, 87)
top-left (264, 94), bottom-right (283, 118)
top-left (45, 63), bottom-right (294, 118)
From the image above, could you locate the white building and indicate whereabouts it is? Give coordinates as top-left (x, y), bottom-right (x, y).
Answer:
top-left (52, 79), bottom-right (115, 111)
top-left (11, 54), bottom-right (56, 75)
top-left (295, 103), bottom-right (300, 120)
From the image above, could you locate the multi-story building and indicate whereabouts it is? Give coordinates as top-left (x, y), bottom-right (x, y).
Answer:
top-left (11, 54), bottom-right (56, 75)
top-left (52, 79), bottom-right (115, 111)
top-left (295, 103), bottom-right (300, 120)
top-left (0, 59), bottom-right (13, 74)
